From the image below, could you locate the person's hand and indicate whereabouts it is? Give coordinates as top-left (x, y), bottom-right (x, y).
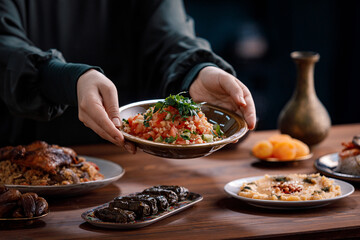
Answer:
top-left (77, 69), bottom-right (136, 153)
top-left (189, 66), bottom-right (256, 130)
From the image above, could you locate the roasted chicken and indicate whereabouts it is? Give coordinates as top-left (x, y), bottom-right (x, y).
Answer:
top-left (0, 141), bottom-right (78, 174)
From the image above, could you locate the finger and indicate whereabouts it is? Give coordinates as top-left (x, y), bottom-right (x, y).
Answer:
top-left (241, 87), bottom-right (257, 130)
top-left (86, 115), bottom-right (136, 154)
top-left (82, 106), bottom-right (137, 154)
top-left (219, 76), bottom-right (247, 107)
top-left (81, 103), bottom-right (124, 145)
top-left (80, 112), bottom-right (123, 146)
top-left (100, 83), bottom-right (121, 128)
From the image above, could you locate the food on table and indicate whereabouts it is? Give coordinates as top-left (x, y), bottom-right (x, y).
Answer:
top-left (94, 208), bottom-right (136, 223)
top-left (0, 184), bottom-right (49, 218)
top-left (122, 93), bottom-right (225, 144)
top-left (94, 185), bottom-right (189, 223)
top-left (268, 134), bottom-right (292, 146)
top-left (153, 185), bottom-right (189, 201)
top-left (114, 195), bottom-right (158, 214)
top-left (272, 141), bottom-right (297, 160)
top-left (109, 199), bottom-right (151, 218)
top-left (252, 134), bottom-right (310, 160)
top-left (238, 173), bottom-right (341, 201)
top-left (142, 187), bottom-right (179, 205)
top-left (336, 136), bottom-right (360, 175)
top-left (251, 140), bottom-right (273, 159)
top-left (0, 141), bottom-right (104, 185)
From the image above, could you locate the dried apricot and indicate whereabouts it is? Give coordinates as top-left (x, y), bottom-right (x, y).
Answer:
top-left (292, 138), bottom-right (310, 157)
top-left (272, 141), bottom-right (296, 160)
top-left (268, 134), bottom-right (292, 146)
top-left (252, 140), bottom-right (273, 159)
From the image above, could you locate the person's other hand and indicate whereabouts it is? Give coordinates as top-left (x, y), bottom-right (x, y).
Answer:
top-left (189, 66), bottom-right (256, 130)
top-left (77, 69), bottom-right (136, 153)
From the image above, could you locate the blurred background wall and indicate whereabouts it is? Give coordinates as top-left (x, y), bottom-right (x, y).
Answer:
top-left (184, 0), bottom-right (360, 130)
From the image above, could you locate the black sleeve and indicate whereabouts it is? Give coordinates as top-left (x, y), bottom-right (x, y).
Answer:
top-left (0, 0), bottom-right (100, 121)
top-left (138, 0), bottom-right (236, 97)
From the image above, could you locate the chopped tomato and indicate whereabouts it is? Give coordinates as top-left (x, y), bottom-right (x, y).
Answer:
top-left (169, 126), bottom-right (177, 137)
top-left (176, 138), bottom-right (187, 144)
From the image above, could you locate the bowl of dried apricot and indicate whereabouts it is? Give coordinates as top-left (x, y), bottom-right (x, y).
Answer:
top-left (251, 134), bottom-right (312, 162)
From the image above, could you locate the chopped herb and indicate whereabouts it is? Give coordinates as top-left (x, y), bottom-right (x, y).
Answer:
top-left (241, 186), bottom-right (251, 192)
top-left (143, 120), bottom-right (150, 127)
top-left (165, 136), bottom-right (177, 143)
top-left (180, 135), bottom-right (190, 140)
top-left (142, 110), bottom-right (153, 127)
top-left (122, 119), bottom-right (129, 124)
top-left (155, 136), bottom-right (163, 142)
top-left (213, 124), bottom-right (224, 137)
top-left (321, 187), bottom-right (330, 192)
top-left (303, 177), bottom-right (314, 184)
top-left (147, 136), bottom-right (154, 141)
top-left (271, 194), bottom-right (281, 199)
top-left (274, 176), bottom-right (289, 182)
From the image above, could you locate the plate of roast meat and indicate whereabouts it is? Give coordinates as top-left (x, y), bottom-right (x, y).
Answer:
top-left (0, 141), bottom-right (124, 196)
top-left (81, 185), bottom-right (202, 229)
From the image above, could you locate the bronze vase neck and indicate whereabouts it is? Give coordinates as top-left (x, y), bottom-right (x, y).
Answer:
top-left (291, 51), bottom-right (319, 99)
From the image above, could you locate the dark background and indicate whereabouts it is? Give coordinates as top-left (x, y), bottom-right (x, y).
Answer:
top-left (184, 0), bottom-right (360, 130)
top-left (9, 0), bottom-right (358, 147)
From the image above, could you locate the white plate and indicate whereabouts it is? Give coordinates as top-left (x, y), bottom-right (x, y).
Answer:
top-left (315, 153), bottom-right (360, 182)
top-left (224, 176), bottom-right (354, 209)
top-left (5, 156), bottom-right (124, 196)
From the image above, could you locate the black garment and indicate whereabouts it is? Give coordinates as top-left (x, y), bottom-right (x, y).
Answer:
top-left (0, 0), bottom-right (235, 146)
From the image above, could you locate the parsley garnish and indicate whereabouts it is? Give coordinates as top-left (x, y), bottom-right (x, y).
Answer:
top-left (153, 92), bottom-right (201, 118)
top-left (165, 136), bottom-right (177, 143)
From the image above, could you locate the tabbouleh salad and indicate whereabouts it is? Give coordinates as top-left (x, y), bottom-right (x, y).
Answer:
top-left (122, 93), bottom-right (225, 144)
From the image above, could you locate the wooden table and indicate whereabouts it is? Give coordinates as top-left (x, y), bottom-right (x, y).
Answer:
top-left (2, 124), bottom-right (360, 239)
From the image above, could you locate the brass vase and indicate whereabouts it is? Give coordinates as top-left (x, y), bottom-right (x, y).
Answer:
top-left (278, 51), bottom-right (331, 146)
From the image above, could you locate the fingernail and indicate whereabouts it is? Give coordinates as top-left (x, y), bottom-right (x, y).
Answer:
top-left (239, 97), bottom-right (246, 106)
top-left (112, 117), bottom-right (121, 128)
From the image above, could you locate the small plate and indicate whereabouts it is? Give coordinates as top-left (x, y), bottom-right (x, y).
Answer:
top-left (224, 176), bottom-right (354, 209)
top-left (0, 211), bottom-right (49, 221)
top-left (5, 156), bottom-right (125, 196)
top-left (315, 153), bottom-right (360, 182)
top-left (81, 192), bottom-right (203, 229)
top-left (119, 100), bottom-right (248, 159)
top-left (255, 153), bottom-right (313, 163)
